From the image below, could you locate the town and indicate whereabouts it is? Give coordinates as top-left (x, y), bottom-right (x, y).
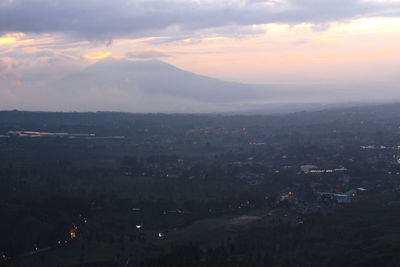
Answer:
top-left (2, 104), bottom-right (400, 266)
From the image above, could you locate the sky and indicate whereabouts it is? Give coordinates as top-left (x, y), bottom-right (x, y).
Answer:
top-left (1, 0), bottom-right (400, 111)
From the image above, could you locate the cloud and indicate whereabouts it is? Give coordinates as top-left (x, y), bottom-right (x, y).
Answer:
top-left (293, 39), bottom-right (308, 45)
top-left (126, 50), bottom-right (169, 59)
top-left (0, 50), bottom-right (54, 59)
top-left (0, 59), bottom-right (7, 72)
top-left (0, 0), bottom-right (399, 41)
top-left (83, 52), bottom-right (112, 60)
top-left (311, 23), bottom-right (331, 32)
top-left (0, 36), bottom-right (17, 45)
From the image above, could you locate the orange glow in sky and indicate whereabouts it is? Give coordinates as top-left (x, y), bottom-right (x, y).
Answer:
top-left (84, 52), bottom-right (113, 60)
top-left (1, 16), bottom-right (400, 86)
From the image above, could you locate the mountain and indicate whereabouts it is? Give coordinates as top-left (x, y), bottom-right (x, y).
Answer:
top-left (60, 59), bottom-right (257, 101)
top-left (44, 59), bottom-right (382, 113)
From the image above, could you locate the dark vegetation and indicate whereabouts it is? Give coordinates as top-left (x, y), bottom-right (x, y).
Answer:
top-left (147, 197), bottom-right (400, 267)
top-left (2, 103), bottom-right (400, 266)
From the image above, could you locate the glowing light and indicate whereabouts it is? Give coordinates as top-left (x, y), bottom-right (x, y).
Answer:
top-left (0, 37), bottom-right (17, 45)
top-left (84, 52), bottom-right (112, 60)
top-left (70, 230), bottom-right (76, 239)
top-left (0, 32), bottom-right (27, 45)
top-left (331, 17), bottom-right (400, 34)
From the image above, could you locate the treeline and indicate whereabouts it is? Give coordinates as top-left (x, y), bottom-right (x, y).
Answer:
top-left (144, 196), bottom-right (400, 267)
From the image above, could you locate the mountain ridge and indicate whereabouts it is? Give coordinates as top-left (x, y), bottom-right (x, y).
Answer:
top-left (42, 59), bottom-right (391, 113)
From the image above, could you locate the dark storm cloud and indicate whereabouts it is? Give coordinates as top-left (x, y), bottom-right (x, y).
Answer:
top-left (0, 0), bottom-right (399, 40)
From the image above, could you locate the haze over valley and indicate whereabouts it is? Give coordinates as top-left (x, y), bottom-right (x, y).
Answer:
top-left (2, 58), bottom-right (398, 113)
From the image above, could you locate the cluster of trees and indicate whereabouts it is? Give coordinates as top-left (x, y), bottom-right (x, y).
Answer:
top-left (145, 196), bottom-right (400, 267)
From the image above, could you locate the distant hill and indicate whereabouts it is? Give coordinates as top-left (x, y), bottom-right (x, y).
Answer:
top-left (3, 58), bottom-right (382, 113)
top-left (44, 59), bottom-right (362, 113)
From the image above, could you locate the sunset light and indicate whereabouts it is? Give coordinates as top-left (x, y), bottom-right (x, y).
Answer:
top-left (0, 0), bottom-right (399, 111)
top-left (84, 52), bottom-right (113, 60)
top-left (2, 1), bottom-right (400, 265)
